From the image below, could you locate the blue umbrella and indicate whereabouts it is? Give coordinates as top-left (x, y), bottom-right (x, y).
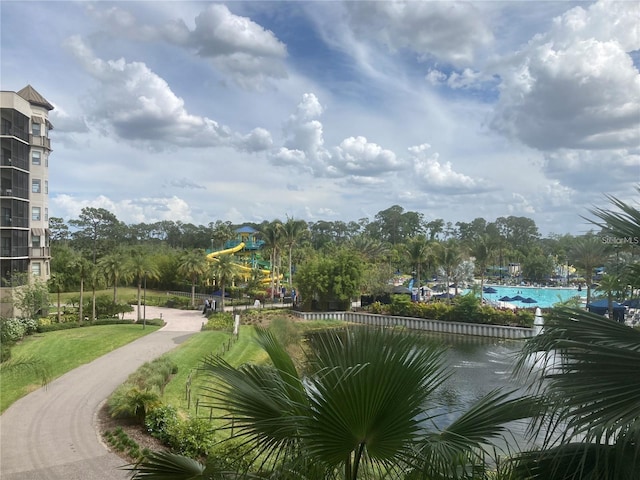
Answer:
top-left (483, 287), bottom-right (498, 293)
top-left (522, 297), bottom-right (537, 304)
top-left (499, 296), bottom-right (513, 302)
top-left (511, 295), bottom-right (525, 301)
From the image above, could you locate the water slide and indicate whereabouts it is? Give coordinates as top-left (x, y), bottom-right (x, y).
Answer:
top-left (206, 242), bottom-right (274, 281)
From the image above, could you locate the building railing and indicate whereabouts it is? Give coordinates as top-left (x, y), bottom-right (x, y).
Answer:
top-left (0, 126), bottom-right (29, 143)
top-left (30, 246), bottom-right (50, 257)
top-left (0, 246), bottom-right (29, 257)
top-left (30, 135), bottom-right (51, 149)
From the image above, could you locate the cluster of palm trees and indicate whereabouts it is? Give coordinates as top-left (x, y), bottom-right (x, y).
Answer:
top-left (128, 190), bottom-right (640, 479)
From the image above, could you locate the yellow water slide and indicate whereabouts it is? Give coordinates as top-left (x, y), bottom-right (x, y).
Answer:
top-left (206, 243), bottom-right (273, 281)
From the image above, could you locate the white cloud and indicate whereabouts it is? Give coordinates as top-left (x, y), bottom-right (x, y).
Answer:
top-left (345, 1), bottom-right (493, 65)
top-left (491, 1), bottom-right (640, 151)
top-left (333, 136), bottom-right (405, 174)
top-left (63, 35), bottom-right (272, 152)
top-left (409, 144), bottom-right (486, 193)
top-left (85, 3), bottom-right (288, 89)
top-left (51, 193), bottom-right (193, 224)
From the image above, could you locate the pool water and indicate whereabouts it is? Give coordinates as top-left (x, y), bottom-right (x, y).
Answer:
top-left (476, 285), bottom-right (585, 308)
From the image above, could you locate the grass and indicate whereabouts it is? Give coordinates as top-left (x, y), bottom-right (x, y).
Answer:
top-left (158, 326), bottom-right (266, 417)
top-left (0, 324), bottom-right (159, 413)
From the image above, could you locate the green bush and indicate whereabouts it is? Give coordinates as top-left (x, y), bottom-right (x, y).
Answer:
top-left (134, 318), bottom-right (165, 327)
top-left (127, 357), bottom-right (177, 392)
top-left (165, 296), bottom-right (191, 309)
top-left (145, 404), bottom-right (180, 444)
top-left (1, 318), bottom-right (38, 344)
top-left (207, 438), bottom-right (254, 474)
top-left (167, 417), bottom-right (215, 458)
top-left (37, 322), bottom-right (86, 333)
top-left (108, 385), bottom-right (161, 424)
top-left (202, 312), bottom-right (234, 331)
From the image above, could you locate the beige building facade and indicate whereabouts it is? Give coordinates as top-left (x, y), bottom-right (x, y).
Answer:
top-left (0, 85), bottom-right (54, 317)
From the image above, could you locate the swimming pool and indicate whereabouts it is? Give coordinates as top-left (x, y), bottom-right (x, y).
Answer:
top-left (473, 285), bottom-right (586, 308)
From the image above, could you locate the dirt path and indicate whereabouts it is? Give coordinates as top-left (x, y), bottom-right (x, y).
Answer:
top-left (0, 307), bottom-right (202, 480)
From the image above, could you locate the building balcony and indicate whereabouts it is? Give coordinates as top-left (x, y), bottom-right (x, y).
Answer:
top-left (30, 246), bottom-right (50, 258)
top-left (0, 126), bottom-right (29, 143)
top-left (30, 135), bottom-right (51, 150)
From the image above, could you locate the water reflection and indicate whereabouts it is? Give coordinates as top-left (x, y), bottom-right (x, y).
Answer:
top-left (426, 333), bottom-right (535, 451)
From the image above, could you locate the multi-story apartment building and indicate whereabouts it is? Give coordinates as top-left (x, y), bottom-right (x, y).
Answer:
top-left (0, 85), bottom-right (53, 317)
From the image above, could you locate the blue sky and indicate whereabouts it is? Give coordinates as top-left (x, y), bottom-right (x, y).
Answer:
top-left (1, 0), bottom-right (638, 235)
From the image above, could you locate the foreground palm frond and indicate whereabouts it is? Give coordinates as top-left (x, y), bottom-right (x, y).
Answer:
top-left (125, 450), bottom-right (205, 479)
top-left (512, 306), bottom-right (640, 479)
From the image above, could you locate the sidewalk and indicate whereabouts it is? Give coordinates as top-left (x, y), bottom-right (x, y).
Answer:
top-left (0, 306), bottom-right (202, 480)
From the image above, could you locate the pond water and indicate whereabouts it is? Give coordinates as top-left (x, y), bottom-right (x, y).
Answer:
top-left (429, 333), bottom-right (537, 451)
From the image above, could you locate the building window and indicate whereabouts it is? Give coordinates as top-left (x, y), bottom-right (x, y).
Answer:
top-left (32, 151), bottom-right (41, 165)
top-left (45, 207), bottom-right (48, 221)
top-left (45, 155), bottom-right (48, 167)
top-left (32, 179), bottom-right (41, 193)
top-left (32, 235), bottom-right (41, 248)
top-left (32, 206), bottom-right (41, 221)
top-left (45, 180), bottom-right (48, 194)
top-left (32, 262), bottom-right (41, 276)
top-left (32, 122), bottom-right (41, 136)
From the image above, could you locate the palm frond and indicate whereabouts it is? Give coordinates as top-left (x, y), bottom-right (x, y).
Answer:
top-left (125, 450), bottom-right (205, 479)
top-left (413, 389), bottom-right (543, 479)
top-left (301, 327), bottom-right (450, 468)
top-left (511, 441), bottom-right (640, 480)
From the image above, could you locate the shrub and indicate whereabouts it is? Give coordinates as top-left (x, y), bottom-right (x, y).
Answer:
top-left (207, 438), bottom-right (254, 473)
top-left (145, 404), bottom-right (180, 444)
top-left (167, 417), bottom-right (215, 458)
top-left (0, 318), bottom-right (38, 344)
top-left (202, 312), bottom-right (234, 331)
top-left (1, 343), bottom-right (12, 362)
top-left (165, 296), bottom-right (191, 309)
top-left (108, 385), bottom-right (161, 424)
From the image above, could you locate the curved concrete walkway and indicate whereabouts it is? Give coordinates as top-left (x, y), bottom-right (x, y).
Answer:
top-left (0, 306), bottom-right (203, 480)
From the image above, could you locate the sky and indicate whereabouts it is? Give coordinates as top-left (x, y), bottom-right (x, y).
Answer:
top-left (1, 0), bottom-right (639, 236)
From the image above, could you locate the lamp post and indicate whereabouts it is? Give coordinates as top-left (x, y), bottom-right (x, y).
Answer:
top-left (143, 271), bottom-right (147, 329)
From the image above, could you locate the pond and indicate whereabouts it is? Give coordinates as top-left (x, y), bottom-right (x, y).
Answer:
top-left (430, 333), bottom-right (538, 451)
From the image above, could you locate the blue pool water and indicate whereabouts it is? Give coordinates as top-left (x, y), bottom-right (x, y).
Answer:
top-left (476, 285), bottom-right (585, 308)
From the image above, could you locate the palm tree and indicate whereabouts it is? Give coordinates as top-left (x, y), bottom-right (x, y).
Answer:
top-left (513, 307), bottom-right (640, 479)
top-left (48, 273), bottom-right (65, 323)
top-left (129, 327), bottom-right (539, 479)
top-left (126, 252), bottom-right (160, 322)
top-left (511, 190), bottom-right (640, 479)
top-left (570, 236), bottom-right (608, 305)
top-left (86, 262), bottom-right (103, 321)
top-left (404, 236), bottom-right (430, 290)
top-left (595, 273), bottom-right (622, 320)
top-left (210, 253), bottom-right (238, 311)
top-left (98, 251), bottom-right (130, 304)
top-left (261, 220), bottom-right (283, 300)
top-left (436, 239), bottom-right (463, 300)
top-left (282, 217), bottom-right (307, 285)
top-left (71, 255), bottom-right (90, 323)
top-left (469, 235), bottom-right (495, 304)
top-left (176, 249), bottom-right (207, 308)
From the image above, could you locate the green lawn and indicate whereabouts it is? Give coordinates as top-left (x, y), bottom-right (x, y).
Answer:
top-left (0, 324), bottom-right (159, 413)
top-left (159, 326), bottom-right (265, 417)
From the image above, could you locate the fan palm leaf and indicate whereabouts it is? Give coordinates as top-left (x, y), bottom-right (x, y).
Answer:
top-left (512, 306), bottom-right (640, 479)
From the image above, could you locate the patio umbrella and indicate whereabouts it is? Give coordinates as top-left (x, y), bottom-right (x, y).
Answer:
top-left (483, 287), bottom-right (498, 293)
top-left (522, 297), bottom-right (537, 304)
top-left (511, 295), bottom-right (525, 301)
top-left (499, 296), bottom-right (513, 302)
